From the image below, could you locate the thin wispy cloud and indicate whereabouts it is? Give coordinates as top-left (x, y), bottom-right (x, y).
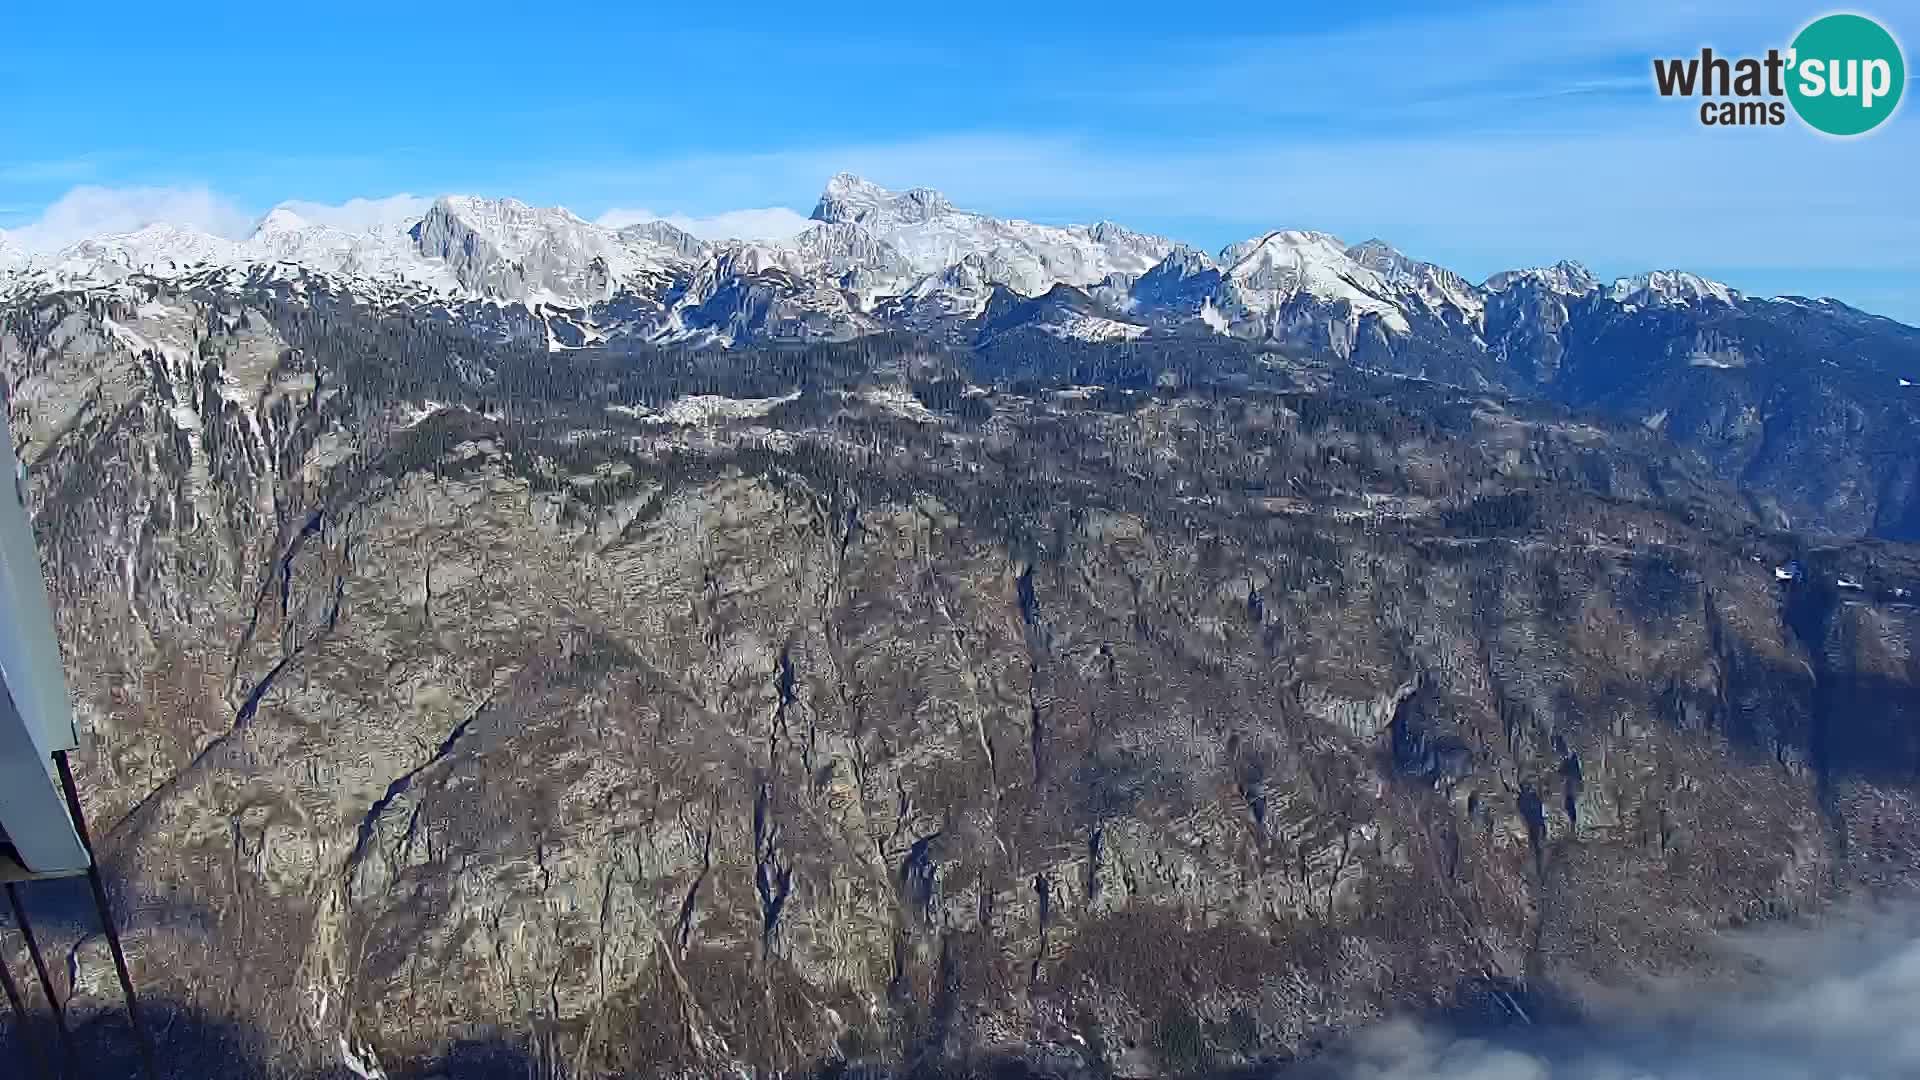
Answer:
top-left (1044, 0), bottom-right (1804, 122)
top-left (0, 156), bottom-right (105, 186)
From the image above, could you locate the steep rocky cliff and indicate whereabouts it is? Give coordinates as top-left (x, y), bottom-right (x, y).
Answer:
top-left (3, 275), bottom-right (1918, 1078)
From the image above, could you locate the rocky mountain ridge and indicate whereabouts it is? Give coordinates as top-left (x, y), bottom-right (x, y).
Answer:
top-left (8, 175), bottom-right (1916, 543)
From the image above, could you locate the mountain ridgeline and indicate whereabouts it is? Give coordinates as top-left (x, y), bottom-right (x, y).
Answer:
top-left (3, 174), bottom-right (1917, 541)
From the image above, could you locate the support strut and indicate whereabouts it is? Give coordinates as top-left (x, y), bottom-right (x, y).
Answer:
top-left (7, 882), bottom-right (77, 1075)
top-left (55, 751), bottom-right (159, 1080)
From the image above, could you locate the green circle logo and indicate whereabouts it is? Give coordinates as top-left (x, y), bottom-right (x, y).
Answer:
top-left (1787, 13), bottom-right (1905, 135)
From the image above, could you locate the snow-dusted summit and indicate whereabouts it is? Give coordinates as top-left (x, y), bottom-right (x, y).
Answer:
top-left (1346, 239), bottom-right (1483, 326)
top-left (1483, 260), bottom-right (1600, 297)
top-left (812, 173), bottom-right (955, 230)
top-left (1215, 230), bottom-right (1411, 334)
top-left (239, 206), bottom-right (458, 291)
top-left (408, 196), bottom-right (698, 306)
top-left (1607, 269), bottom-right (1739, 309)
top-left (798, 172), bottom-right (1173, 297)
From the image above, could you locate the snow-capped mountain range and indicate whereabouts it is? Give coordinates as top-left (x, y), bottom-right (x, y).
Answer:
top-left (0, 171), bottom-right (1855, 353)
top-left (5, 171), bottom-right (1919, 546)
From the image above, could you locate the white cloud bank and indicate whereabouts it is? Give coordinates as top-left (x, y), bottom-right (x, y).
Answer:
top-left (1310, 900), bottom-right (1920, 1080)
top-left (0, 184), bottom-right (815, 259)
top-left (272, 193), bottom-right (431, 232)
top-left (1, 184), bottom-right (254, 253)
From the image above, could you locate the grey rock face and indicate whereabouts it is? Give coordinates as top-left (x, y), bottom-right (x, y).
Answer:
top-left (812, 173), bottom-right (954, 228)
top-left (1483, 260), bottom-right (1599, 297)
top-left (410, 197), bottom-right (619, 305)
top-left (1345, 239), bottom-right (1482, 330)
top-left (675, 245), bottom-right (875, 343)
top-left (790, 221), bottom-right (915, 292)
top-left (615, 220), bottom-right (711, 263)
top-left (2, 278), bottom-right (1918, 1079)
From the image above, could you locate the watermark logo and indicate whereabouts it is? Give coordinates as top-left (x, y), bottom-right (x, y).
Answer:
top-left (1653, 12), bottom-right (1904, 135)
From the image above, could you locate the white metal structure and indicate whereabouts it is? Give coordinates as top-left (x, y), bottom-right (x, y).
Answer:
top-left (0, 405), bottom-right (88, 881)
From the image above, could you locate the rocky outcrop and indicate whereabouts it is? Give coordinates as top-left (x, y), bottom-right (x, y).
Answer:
top-left (410, 197), bottom-right (619, 304)
top-left (1298, 680), bottom-right (1417, 741)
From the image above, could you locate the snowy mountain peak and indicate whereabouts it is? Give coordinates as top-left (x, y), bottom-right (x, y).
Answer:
top-left (811, 174), bottom-right (954, 228)
top-left (1087, 221), bottom-right (1158, 248)
top-left (60, 224), bottom-right (237, 277)
top-left (422, 195), bottom-right (599, 244)
top-left (1215, 229), bottom-right (1410, 333)
top-left (613, 220), bottom-right (710, 262)
top-left (1608, 269), bottom-right (1738, 308)
top-left (1345, 238), bottom-right (1449, 281)
top-left (1483, 259), bottom-right (1598, 297)
top-left (705, 240), bottom-right (799, 278)
top-left (1220, 230), bottom-right (1352, 269)
top-left (252, 207), bottom-right (313, 235)
top-left (1154, 244), bottom-right (1219, 278)
top-left (408, 195), bottom-right (680, 306)
top-left (803, 177), bottom-right (1175, 297)
top-left (820, 172), bottom-right (888, 204)
top-left (1346, 239), bottom-right (1483, 322)
top-left (1345, 238), bottom-right (1406, 264)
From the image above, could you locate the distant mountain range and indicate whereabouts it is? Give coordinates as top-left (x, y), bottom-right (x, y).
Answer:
top-left (0, 173), bottom-right (1894, 346)
top-left (5, 173), bottom-right (1918, 539)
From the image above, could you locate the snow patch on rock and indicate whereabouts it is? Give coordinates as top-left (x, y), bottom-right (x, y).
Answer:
top-left (659, 391), bottom-right (802, 426)
top-left (1609, 270), bottom-right (1738, 309)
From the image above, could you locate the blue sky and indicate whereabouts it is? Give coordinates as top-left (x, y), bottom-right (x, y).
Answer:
top-left (2, 0), bottom-right (1916, 320)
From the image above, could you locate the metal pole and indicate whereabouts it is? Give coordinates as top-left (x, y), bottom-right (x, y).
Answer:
top-left (54, 751), bottom-right (159, 1080)
top-left (0, 947), bottom-right (53, 1080)
top-left (7, 882), bottom-right (77, 1075)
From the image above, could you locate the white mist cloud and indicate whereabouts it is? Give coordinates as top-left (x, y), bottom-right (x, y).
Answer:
top-left (272, 193), bottom-right (431, 232)
top-left (1314, 901), bottom-right (1920, 1080)
top-left (0, 184), bottom-right (821, 261)
top-left (596, 205), bottom-right (811, 243)
top-left (2, 185), bottom-right (254, 253)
